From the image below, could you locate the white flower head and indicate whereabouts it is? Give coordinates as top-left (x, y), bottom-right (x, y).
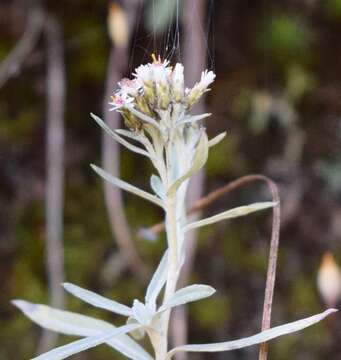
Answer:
top-left (118, 78), bottom-right (141, 97)
top-left (172, 63), bottom-right (184, 102)
top-left (151, 59), bottom-right (171, 86)
top-left (134, 64), bottom-right (153, 85)
top-left (109, 92), bottom-right (134, 111)
top-left (199, 70), bottom-right (216, 89)
top-left (135, 56), bottom-right (171, 88)
top-left (186, 70), bottom-right (216, 108)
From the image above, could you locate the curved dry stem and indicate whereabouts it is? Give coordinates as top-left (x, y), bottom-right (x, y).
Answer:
top-left (0, 2), bottom-right (44, 88)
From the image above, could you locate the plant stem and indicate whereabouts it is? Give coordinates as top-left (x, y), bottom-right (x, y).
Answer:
top-left (155, 191), bottom-right (186, 359)
top-left (156, 196), bottom-right (179, 359)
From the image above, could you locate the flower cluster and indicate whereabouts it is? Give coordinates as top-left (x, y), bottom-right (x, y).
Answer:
top-left (109, 55), bottom-right (215, 131)
top-left (105, 57), bottom-right (219, 205)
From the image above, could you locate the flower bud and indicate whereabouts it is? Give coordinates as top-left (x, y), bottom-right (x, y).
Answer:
top-left (317, 252), bottom-right (341, 307)
top-left (121, 109), bottom-right (142, 131)
top-left (172, 63), bottom-right (184, 102)
top-left (151, 61), bottom-right (171, 109)
top-left (186, 70), bottom-right (216, 108)
top-left (107, 2), bottom-right (129, 48)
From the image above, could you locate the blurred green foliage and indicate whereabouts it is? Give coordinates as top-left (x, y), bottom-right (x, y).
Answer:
top-left (323, 0), bottom-right (341, 19)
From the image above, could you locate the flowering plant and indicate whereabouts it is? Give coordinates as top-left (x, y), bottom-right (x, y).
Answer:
top-left (13, 58), bottom-right (336, 360)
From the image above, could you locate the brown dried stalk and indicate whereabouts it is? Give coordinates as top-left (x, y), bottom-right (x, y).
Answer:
top-left (39, 14), bottom-right (66, 353)
top-left (0, 1), bottom-right (44, 88)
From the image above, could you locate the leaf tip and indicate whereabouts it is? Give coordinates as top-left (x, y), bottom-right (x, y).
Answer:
top-left (209, 286), bottom-right (217, 295)
top-left (325, 308), bottom-right (338, 316)
top-left (90, 163), bottom-right (98, 172)
top-left (12, 299), bottom-right (37, 313)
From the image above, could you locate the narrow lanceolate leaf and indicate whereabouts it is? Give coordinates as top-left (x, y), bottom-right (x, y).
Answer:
top-left (91, 113), bottom-right (151, 158)
top-left (208, 132), bottom-right (227, 147)
top-left (12, 300), bottom-right (113, 337)
top-left (184, 202), bottom-right (276, 232)
top-left (106, 335), bottom-right (152, 360)
top-left (12, 300), bottom-right (152, 360)
top-left (115, 128), bottom-right (141, 140)
top-left (115, 129), bottom-right (153, 150)
top-left (158, 284), bottom-right (216, 313)
top-left (32, 323), bottom-right (141, 360)
top-left (91, 164), bottom-right (163, 208)
top-left (177, 113), bottom-right (211, 125)
top-left (63, 283), bottom-right (132, 317)
top-left (145, 250), bottom-right (168, 306)
top-left (165, 309), bottom-right (337, 359)
top-left (126, 105), bottom-right (161, 130)
top-left (167, 131), bottom-right (209, 196)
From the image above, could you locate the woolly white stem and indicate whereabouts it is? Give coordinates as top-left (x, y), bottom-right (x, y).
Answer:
top-left (154, 195), bottom-right (179, 360)
top-left (154, 170), bottom-right (187, 359)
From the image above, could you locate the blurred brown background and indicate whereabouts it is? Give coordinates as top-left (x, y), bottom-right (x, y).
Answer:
top-left (1, 0), bottom-right (341, 359)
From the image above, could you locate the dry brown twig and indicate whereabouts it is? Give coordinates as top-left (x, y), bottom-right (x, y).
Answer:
top-left (0, 2), bottom-right (44, 88)
top-left (38, 14), bottom-right (66, 354)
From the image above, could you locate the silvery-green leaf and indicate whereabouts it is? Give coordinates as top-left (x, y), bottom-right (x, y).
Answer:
top-left (32, 323), bottom-right (141, 360)
top-left (108, 338), bottom-right (152, 360)
top-left (115, 129), bottom-right (154, 152)
top-left (165, 309), bottom-right (337, 359)
top-left (158, 284), bottom-right (216, 313)
top-left (91, 113), bottom-right (151, 158)
top-left (115, 129), bottom-right (141, 141)
top-left (145, 250), bottom-right (168, 306)
top-left (184, 202), bottom-right (276, 232)
top-left (116, 129), bottom-right (154, 149)
top-left (12, 300), bottom-right (113, 337)
top-left (177, 113), bottom-right (211, 125)
top-left (12, 300), bottom-right (152, 360)
top-left (167, 131), bottom-right (209, 196)
top-left (126, 105), bottom-right (161, 130)
top-left (150, 174), bottom-right (165, 199)
top-left (132, 300), bottom-right (153, 326)
top-left (106, 335), bottom-right (152, 360)
top-left (63, 283), bottom-right (132, 317)
top-left (126, 316), bottom-right (146, 340)
top-left (208, 132), bottom-right (227, 147)
top-left (91, 164), bottom-right (163, 208)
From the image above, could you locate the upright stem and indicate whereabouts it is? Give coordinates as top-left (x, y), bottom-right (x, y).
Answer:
top-left (155, 193), bottom-right (185, 360)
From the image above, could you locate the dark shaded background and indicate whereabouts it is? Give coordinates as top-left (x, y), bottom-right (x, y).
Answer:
top-left (1, 0), bottom-right (341, 359)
